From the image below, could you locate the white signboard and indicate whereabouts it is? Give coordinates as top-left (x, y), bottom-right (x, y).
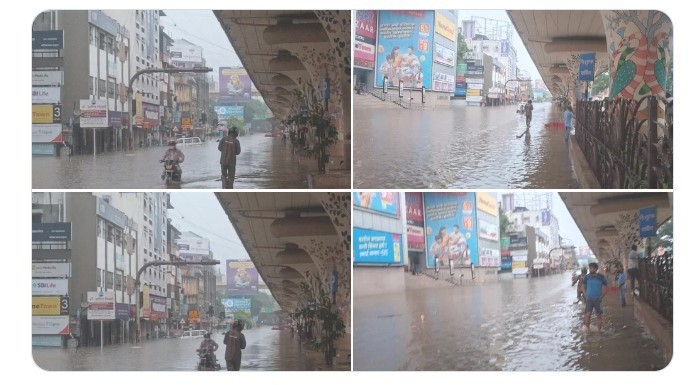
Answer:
top-left (87, 291), bottom-right (116, 320)
top-left (32, 262), bottom-right (71, 278)
top-left (170, 43), bottom-right (203, 64)
top-left (32, 71), bottom-right (63, 86)
top-left (32, 87), bottom-right (61, 104)
top-left (467, 83), bottom-right (483, 90)
top-left (80, 99), bottom-right (108, 128)
top-left (466, 95), bottom-right (483, 102)
top-left (32, 316), bottom-right (70, 335)
top-left (32, 124), bottom-right (62, 143)
top-left (32, 279), bottom-right (68, 296)
top-left (466, 78), bottom-right (485, 84)
top-left (177, 237), bottom-right (210, 258)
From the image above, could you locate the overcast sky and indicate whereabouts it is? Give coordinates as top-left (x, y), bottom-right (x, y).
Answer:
top-left (169, 193), bottom-right (250, 276)
top-left (552, 192), bottom-right (588, 247)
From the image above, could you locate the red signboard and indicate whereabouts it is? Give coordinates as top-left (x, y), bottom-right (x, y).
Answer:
top-left (405, 192), bottom-right (424, 227)
top-left (407, 225), bottom-right (425, 250)
top-left (355, 10), bottom-right (377, 45)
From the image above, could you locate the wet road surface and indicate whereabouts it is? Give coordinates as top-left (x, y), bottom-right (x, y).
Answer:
top-left (353, 273), bottom-right (667, 371)
top-left (33, 133), bottom-right (309, 189)
top-left (33, 326), bottom-right (315, 371)
top-left (354, 101), bottom-right (579, 189)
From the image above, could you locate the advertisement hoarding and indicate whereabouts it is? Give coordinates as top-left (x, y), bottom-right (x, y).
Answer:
top-left (32, 335), bottom-right (63, 347)
top-left (32, 222), bottom-right (71, 242)
top-left (476, 193), bottom-right (498, 216)
top-left (87, 291), bottom-right (115, 320)
top-left (434, 11), bottom-right (457, 42)
top-left (150, 295), bottom-right (167, 317)
top-left (214, 105), bottom-right (244, 120)
top-left (541, 209), bottom-right (551, 226)
top-left (501, 40), bottom-right (510, 57)
top-left (480, 247), bottom-right (501, 267)
top-left (639, 206), bottom-right (657, 237)
top-left (355, 10), bottom-right (377, 69)
top-left (97, 198), bottom-right (128, 229)
top-left (376, 11), bottom-right (434, 89)
top-left (80, 99), bottom-right (108, 128)
top-left (32, 262), bottom-right (71, 278)
top-left (33, 30), bottom-right (64, 50)
top-left (434, 43), bottom-right (455, 67)
top-left (478, 219), bottom-right (499, 241)
top-left (32, 87), bottom-right (60, 104)
top-left (407, 225), bottom-right (425, 251)
top-left (33, 71), bottom-right (63, 86)
top-left (405, 192), bottom-right (424, 226)
top-left (219, 67), bottom-right (252, 104)
top-left (32, 296), bottom-right (69, 316)
top-left (433, 72), bottom-right (455, 92)
top-left (170, 42), bottom-right (203, 66)
top-left (223, 298), bottom-right (252, 316)
top-left (353, 192), bottom-right (399, 216)
top-left (424, 192), bottom-right (478, 268)
top-left (354, 228), bottom-right (402, 265)
top-left (32, 316), bottom-right (69, 335)
top-left (226, 260), bottom-right (259, 296)
top-left (32, 279), bottom-right (68, 296)
top-left (188, 310), bottom-right (199, 323)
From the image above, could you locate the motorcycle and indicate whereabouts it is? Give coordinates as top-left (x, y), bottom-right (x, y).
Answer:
top-left (160, 159), bottom-right (182, 186)
top-left (196, 349), bottom-right (221, 371)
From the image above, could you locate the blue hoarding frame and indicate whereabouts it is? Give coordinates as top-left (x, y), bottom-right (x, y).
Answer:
top-left (638, 206), bottom-right (657, 238)
top-left (354, 227), bottom-right (403, 265)
top-left (578, 52), bottom-right (596, 82)
top-left (423, 192), bottom-right (478, 268)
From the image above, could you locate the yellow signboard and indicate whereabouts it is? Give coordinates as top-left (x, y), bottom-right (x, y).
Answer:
top-left (188, 310), bottom-right (199, 323)
top-left (32, 105), bottom-right (54, 124)
top-left (435, 12), bottom-right (457, 42)
top-left (466, 89), bottom-right (481, 96)
top-left (32, 296), bottom-right (68, 316)
top-left (181, 117), bottom-right (192, 130)
top-left (512, 261), bottom-right (526, 269)
top-left (476, 192), bottom-right (498, 216)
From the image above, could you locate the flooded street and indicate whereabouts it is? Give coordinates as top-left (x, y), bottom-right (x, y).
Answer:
top-left (33, 133), bottom-right (309, 189)
top-left (354, 101), bottom-right (579, 189)
top-left (353, 274), bottom-right (667, 371)
top-left (33, 326), bottom-right (315, 371)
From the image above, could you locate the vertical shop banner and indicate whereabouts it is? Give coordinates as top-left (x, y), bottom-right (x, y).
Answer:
top-left (355, 10), bottom-right (378, 69)
top-left (423, 193), bottom-right (478, 268)
top-left (353, 192), bottom-right (399, 216)
top-left (376, 11), bottom-right (434, 89)
top-left (354, 228), bottom-right (402, 265)
top-left (405, 192), bottom-right (424, 226)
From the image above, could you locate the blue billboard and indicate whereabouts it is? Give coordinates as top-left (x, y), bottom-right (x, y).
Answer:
top-left (354, 228), bottom-right (402, 265)
top-left (424, 192), bottom-right (478, 268)
top-left (639, 206), bottom-right (657, 238)
top-left (353, 192), bottom-right (400, 216)
top-left (214, 105), bottom-right (244, 120)
top-left (578, 52), bottom-right (596, 82)
top-left (375, 11), bottom-right (434, 89)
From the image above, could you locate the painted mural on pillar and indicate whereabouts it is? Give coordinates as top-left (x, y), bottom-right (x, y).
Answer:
top-left (602, 11), bottom-right (672, 101)
top-left (314, 11), bottom-right (351, 83)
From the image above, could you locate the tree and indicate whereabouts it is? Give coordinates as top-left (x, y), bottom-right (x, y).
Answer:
top-left (457, 33), bottom-right (469, 63)
top-left (499, 204), bottom-right (511, 238)
top-left (651, 218), bottom-right (673, 250)
top-left (590, 71), bottom-right (610, 97)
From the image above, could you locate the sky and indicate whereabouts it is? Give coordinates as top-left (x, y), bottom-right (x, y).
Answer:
top-left (552, 192), bottom-right (587, 248)
top-left (457, 10), bottom-right (542, 81)
top-left (168, 193), bottom-right (250, 277)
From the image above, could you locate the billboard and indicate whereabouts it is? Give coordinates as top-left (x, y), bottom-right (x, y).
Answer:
top-left (433, 72), bottom-right (455, 92)
top-left (227, 260), bottom-right (259, 296)
top-left (541, 209), bottom-right (551, 226)
top-left (32, 279), bottom-right (68, 296)
top-left (434, 11), bottom-right (457, 42)
top-left (32, 87), bottom-right (60, 104)
top-left (177, 236), bottom-right (210, 261)
top-left (501, 40), bottom-right (510, 57)
top-left (639, 206), bottom-right (657, 237)
top-left (476, 193), bottom-right (498, 216)
top-left (478, 219), bottom-right (499, 241)
top-left (407, 225), bottom-right (425, 251)
top-left (32, 263), bottom-right (71, 278)
top-left (355, 10), bottom-right (377, 69)
top-left (32, 222), bottom-right (71, 242)
top-left (32, 316), bottom-right (69, 335)
top-left (424, 193), bottom-right (478, 268)
top-left (375, 11), bottom-right (434, 89)
top-left (150, 295), bottom-right (167, 318)
top-left (480, 247), bottom-right (500, 267)
top-left (354, 227), bottom-right (402, 265)
top-left (405, 192), bottom-right (424, 226)
top-left (223, 298), bottom-right (251, 316)
top-left (170, 41), bottom-right (203, 66)
top-left (32, 296), bottom-right (69, 316)
top-left (33, 71), bottom-right (63, 86)
top-left (80, 99), bottom-right (108, 128)
top-left (434, 43), bottom-right (455, 67)
top-left (33, 30), bottom-right (64, 50)
top-left (215, 105), bottom-right (244, 120)
top-left (219, 67), bottom-right (252, 104)
top-left (353, 192), bottom-right (399, 216)
top-left (87, 291), bottom-right (115, 320)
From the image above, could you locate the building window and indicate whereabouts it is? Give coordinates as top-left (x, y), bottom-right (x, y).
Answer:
top-left (89, 76), bottom-right (95, 96)
top-left (96, 269), bottom-right (102, 287)
top-left (99, 79), bottom-right (107, 97)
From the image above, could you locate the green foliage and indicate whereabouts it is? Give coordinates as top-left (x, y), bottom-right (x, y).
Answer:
top-left (232, 311), bottom-right (253, 329)
top-left (591, 71), bottom-right (610, 97)
top-left (499, 204), bottom-right (511, 239)
top-left (457, 33), bottom-right (469, 63)
top-left (651, 218), bottom-right (673, 250)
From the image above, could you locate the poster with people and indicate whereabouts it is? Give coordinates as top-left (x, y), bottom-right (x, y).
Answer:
top-left (375, 11), bottom-right (434, 89)
top-left (226, 260), bottom-right (259, 296)
top-left (423, 192), bottom-right (478, 268)
top-left (353, 192), bottom-right (400, 216)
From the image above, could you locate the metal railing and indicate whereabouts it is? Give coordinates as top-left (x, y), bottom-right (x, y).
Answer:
top-left (574, 96), bottom-right (673, 188)
top-left (638, 252), bottom-right (673, 323)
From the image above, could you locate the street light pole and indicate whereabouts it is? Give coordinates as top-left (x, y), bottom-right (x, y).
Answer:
top-left (127, 67), bottom-right (212, 150)
top-left (134, 260), bottom-right (219, 345)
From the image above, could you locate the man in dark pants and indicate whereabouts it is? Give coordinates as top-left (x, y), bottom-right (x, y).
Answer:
top-left (627, 245), bottom-right (639, 296)
top-left (224, 320), bottom-right (246, 371)
top-left (525, 99), bottom-right (534, 127)
top-left (218, 126), bottom-right (241, 188)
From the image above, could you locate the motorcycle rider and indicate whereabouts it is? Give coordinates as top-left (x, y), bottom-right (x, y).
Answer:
top-left (198, 332), bottom-right (219, 368)
top-left (160, 140), bottom-right (185, 179)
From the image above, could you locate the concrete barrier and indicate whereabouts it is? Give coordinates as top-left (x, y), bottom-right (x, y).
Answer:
top-left (634, 296), bottom-right (673, 366)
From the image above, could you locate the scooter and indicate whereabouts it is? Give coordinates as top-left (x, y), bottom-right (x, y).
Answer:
top-left (160, 159), bottom-right (182, 186)
top-left (196, 349), bottom-right (221, 371)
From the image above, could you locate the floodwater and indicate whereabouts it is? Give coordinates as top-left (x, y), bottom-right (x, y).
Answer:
top-left (353, 273), bottom-right (668, 371)
top-left (354, 101), bottom-right (579, 189)
top-left (33, 133), bottom-right (309, 189)
top-left (33, 326), bottom-right (315, 371)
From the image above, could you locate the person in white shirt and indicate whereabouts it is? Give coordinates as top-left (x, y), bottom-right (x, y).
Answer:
top-left (627, 245), bottom-right (639, 296)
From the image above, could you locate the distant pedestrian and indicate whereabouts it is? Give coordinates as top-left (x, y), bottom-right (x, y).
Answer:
top-left (572, 267), bottom-right (587, 303)
top-left (563, 106), bottom-right (575, 143)
top-left (627, 245), bottom-right (639, 296)
top-left (224, 320), bottom-right (247, 371)
top-left (616, 269), bottom-right (627, 307)
top-left (218, 126), bottom-right (241, 189)
top-left (525, 100), bottom-right (534, 127)
top-left (583, 262), bottom-right (608, 331)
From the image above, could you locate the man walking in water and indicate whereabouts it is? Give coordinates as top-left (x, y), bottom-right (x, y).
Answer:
top-left (525, 99), bottom-right (534, 127)
top-left (563, 105), bottom-right (576, 143)
top-left (224, 320), bottom-right (246, 371)
top-left (218, 126), bottom-right (241, 188)
top-left (583, 262), bottom-right (608, 331)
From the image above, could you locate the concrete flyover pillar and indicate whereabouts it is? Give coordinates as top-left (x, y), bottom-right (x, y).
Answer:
top-left (601, 11), bottom-right (672, 102)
